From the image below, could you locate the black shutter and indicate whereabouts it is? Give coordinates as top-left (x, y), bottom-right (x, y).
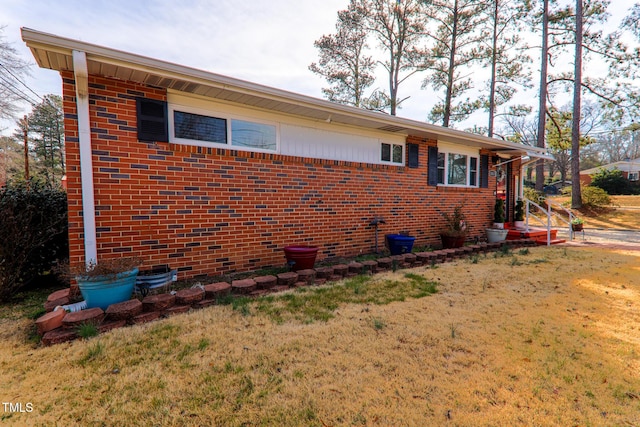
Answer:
top-left (136, 98), bottom-right (168, 142)
top-left (480, 154), bottom-right (489, 188)
top-left (407, 143), bottom-right (419, 168)
top-left (428, 146), bottom-right (439, 186)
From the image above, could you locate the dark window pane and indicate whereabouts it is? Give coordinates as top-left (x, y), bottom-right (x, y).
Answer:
top-left (381, 143), bottom-right (391, 162)
top-left (174, 111), bottom-right (226, 144)
top-left (437, 152), bottom-right (445, 184)
top-left (470, 157), bottom-right (478, 186)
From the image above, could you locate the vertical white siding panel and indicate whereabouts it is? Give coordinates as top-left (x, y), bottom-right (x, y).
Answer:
top-left (281, 124), bottom-right (400, 164)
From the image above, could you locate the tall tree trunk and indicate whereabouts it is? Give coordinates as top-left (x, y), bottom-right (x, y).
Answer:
top-left (535, 0), bottom-right (549, 192)
top-left (488, 0), bottom-right (499, 137)
top-left (443, 0), bottom-right (459, 128)
top-left (571, 0), bottom-right (583, 209)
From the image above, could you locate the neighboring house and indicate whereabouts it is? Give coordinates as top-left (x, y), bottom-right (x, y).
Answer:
top-left (22, 28), bottom-right (551, 278)
top-left (580, 158), bottom-right (640, 185)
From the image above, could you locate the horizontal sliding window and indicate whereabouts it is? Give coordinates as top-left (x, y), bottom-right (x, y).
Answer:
top-left (171, 108), bottom-right (278, 152)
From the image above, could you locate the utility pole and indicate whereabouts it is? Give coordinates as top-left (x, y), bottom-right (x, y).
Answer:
top-left (22, 115), bottom-right (29, 184)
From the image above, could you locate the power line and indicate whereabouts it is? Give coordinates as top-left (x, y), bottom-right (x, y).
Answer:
top-left (0, 62), bottom-right (44, 104)
top-left (0, 73), bottom-right (39, 106)
top-left (0, 62), bottom-right (59, 112)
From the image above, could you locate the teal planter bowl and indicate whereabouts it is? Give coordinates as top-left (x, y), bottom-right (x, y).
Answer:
top-left (76, 268), bottom-right (138, 310)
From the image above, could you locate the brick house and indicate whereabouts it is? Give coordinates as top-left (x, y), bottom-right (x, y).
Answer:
top-left (23, 28), bottom-right (551, 279)
top-left (580, 158), bottom-right (640, 186)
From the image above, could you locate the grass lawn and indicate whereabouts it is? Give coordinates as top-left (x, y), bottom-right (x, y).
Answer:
top-left (1, 245), bottom-right (640, 426)
top-left (551, 195), bottom-right (640, 230)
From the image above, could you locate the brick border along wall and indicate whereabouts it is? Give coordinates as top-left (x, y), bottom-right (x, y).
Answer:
top-left (62, 72), bottom-right (498, 278)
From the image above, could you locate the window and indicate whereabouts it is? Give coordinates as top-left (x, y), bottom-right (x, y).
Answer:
top-left (437, 153), bottom-right (445, 184)
top-left (231, 120), bottom-right (277, 151)
top-left (629, 172), bottom-right (639, 181)
top-left (381, 142), bottom-right (404, 164)
top-left (174, 111), bottom-right (226, 143)
top-left (469, 157), bottom-right (478, 186)
top-left (448, 153), bottom-right (467, 185)
top-left (435, 146), bottom-right (479, 187)
top-left (172, 109), bottom-right (277, 152)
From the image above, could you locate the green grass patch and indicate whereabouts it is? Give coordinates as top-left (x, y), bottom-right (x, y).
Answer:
top-left (76, 322), bottom-right (98, 339)
top-left (528, 258), bottom-right (550, 264)
top-left (79, 340), bottom-right (104, 366)
top-left (372, 318), bottom-right (386, 330)
top-left (218, 295), bottom-right (253, 316)
top-left (252, 273), bottom-right (437, 324)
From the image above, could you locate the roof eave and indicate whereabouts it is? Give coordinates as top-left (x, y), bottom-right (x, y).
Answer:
top-left (21, 27), bottom-right (553, 160)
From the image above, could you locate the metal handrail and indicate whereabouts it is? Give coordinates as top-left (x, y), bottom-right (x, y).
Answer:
top-left (524, 197), bottom-right (577, 245)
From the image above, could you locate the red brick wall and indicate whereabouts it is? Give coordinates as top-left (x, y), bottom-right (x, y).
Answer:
top-left (62, 73), bottom-right (500, 278)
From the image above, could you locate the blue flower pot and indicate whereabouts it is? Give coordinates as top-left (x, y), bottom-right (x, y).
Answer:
top-left (385, 234), bottom-right (416, 255)
top-left (76, 268), bottom-right (138, 310)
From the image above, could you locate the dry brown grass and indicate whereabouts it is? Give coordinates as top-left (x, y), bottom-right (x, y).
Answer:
top-left (552, 195), bottom-right (640, 230)
top-left (2, 245), bottom-right (640, 426)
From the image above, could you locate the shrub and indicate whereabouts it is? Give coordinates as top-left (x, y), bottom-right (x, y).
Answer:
top-left (441, 204), bottom-right (468, 237)
top-left (590, 168), bottom-right (639, 195)
top-left (524, 188), bottom-right (545, 208)
top-left (493, 199), bottom-right (506, 223)
top-left (0, 180), bottom-right (68, 302)
top-left (561, 185), bottom-right (611, 208)
top-left (581, 186), bottom-right (611, 208)
top-left (514, 199), bottom-right (525, 221)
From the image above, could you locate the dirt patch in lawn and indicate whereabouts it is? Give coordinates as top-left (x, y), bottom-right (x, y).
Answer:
top-left (1, 245), bottom-right (639, 426)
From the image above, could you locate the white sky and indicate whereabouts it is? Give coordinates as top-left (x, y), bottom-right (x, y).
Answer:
top-left (1, 0), bottom-right (637, 136)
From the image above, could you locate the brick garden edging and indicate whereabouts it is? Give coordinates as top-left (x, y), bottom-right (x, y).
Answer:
top-left (36, 240), bottom-right (534, 345)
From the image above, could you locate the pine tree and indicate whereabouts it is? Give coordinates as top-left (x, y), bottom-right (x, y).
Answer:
top-left (483, 0), bottom-right (532, 137)
top-left (422, 0), bottom-right (490, 127)
top-left (13, 95), bottom-right (64, 186)
top-left (309, 0), bottom-right (376, 108)
top-left (365, 0), bottom-right (429, 115)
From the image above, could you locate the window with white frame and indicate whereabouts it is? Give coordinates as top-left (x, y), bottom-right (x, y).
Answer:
top-left (171, 108), bottom-right (277, 152)
top-left (436, 146), bottom-right (479, 187)
top-left (629, 172), bottom-right (639, 181)
top-left (381, 142), bottom-right (404, 164)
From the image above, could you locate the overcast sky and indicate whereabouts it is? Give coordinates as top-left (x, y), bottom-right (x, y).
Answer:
top-left (1, 0), bottom-right (637, 136)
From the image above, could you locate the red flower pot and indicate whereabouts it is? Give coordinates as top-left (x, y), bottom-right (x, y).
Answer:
top-left (283, 246), bottom-right (319, 271)
top-left (440, 234), bottom-right (465, 249)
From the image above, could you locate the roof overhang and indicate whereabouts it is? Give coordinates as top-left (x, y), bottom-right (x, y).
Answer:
top-left (22, 27), bottom-right (553, 161)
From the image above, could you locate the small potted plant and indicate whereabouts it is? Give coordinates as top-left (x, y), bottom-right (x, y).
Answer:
top-left (514, 199), bottom-right (525, 229)
top-left (440, 204), bottom-right (469, 248)
top-left (487, 198), bottom-right (509, 242)
top-left (493, 198), bottom-right (506, 229)
top-left (571, 217), bottom-right (584, 232)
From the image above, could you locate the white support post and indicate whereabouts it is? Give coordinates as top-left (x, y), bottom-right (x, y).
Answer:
top-left (72, 50), bottom-right (98, 266)
top-left (546, 200), bottom-right (551, 246)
